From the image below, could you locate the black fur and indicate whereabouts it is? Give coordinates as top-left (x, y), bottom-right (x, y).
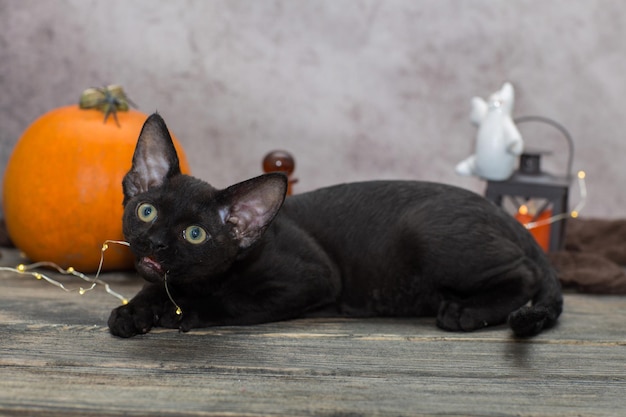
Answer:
top-left (108, 113), bottom-right (563, 338)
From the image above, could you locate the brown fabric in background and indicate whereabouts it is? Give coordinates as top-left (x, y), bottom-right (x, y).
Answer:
top-left (549, 218), bottom-right (626, 294)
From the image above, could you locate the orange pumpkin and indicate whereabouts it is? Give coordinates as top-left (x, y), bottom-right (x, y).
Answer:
top-left (2, 86), bottom-right (191, 272)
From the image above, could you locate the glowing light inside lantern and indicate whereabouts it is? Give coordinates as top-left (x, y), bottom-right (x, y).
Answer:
top-left (515, 204), bottom-right (552, 252)
top-left (513, 170), bottom-right (588, 252)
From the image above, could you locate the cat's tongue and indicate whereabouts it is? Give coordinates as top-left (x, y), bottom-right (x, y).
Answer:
top-left (141, 256), bottom-right (165, 275)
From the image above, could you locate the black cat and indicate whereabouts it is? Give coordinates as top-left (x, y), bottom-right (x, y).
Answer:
top-left (108, 113), bottom-right (562, 338)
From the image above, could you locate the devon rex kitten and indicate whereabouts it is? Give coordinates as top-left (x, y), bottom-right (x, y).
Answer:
top-left (108, 114), bottom-right (562, 338)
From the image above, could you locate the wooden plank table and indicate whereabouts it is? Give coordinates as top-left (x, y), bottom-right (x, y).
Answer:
top-left (0, 249), bottom-right (624, 416)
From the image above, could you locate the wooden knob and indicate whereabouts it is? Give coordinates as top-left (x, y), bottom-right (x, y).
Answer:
top-left (263, 151), bottom-right (295, 175)
top-left (263, 150), bottom-right (297, 195)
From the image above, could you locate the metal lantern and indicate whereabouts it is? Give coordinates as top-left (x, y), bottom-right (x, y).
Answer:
top-left (484, 116), bottom-right (574, 252)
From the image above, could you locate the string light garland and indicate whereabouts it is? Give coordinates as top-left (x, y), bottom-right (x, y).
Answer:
top-left (164, 272), bottom-right (183, 317)
top-left (523, 170), bottom-right (587, 230)
top-left (0, 240), bottom-right (131, 305)
top-left (1, 239), bottom-right (184, 318)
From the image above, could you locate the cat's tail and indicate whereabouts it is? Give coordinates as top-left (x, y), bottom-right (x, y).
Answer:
top-left (507, 261), bottom-right (563, 338)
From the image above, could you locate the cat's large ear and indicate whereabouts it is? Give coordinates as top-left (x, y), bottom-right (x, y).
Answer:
top-left (123, 113), bottom-right (181, 202)
top-left (219, 173), bottom-right (288, 249)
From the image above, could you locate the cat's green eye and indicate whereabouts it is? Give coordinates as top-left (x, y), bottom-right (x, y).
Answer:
top-left (137, 203), bottom-right (157, 223)
top-left (184, 225), bottom-right (208, 244)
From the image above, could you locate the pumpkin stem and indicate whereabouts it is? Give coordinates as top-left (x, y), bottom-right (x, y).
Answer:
top-left (79, 85), bottom-right (137, 126)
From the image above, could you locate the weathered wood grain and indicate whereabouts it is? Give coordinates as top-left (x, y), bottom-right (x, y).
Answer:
top-left (0, 250), bottom-right (624, 416)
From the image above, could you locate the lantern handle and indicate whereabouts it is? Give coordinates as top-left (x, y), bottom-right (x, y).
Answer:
top-left (514, 115), bottom-right (574, 178)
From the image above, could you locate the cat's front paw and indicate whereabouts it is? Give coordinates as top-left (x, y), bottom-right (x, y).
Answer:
top-left (108, 303), bottom-right (155, 338)
top-left (158, 306), bottom-right (200, 333)
top-left (158, 305), bottom-right (185, 330)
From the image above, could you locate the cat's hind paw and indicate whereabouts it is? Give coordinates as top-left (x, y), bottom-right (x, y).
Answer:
top-left (108, 303), bottom-right (154, 338)
top-left (436, 300), bottom-right (489, 332)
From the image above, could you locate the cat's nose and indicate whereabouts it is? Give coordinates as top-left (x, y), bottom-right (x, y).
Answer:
top-left (148, 236), bottom-right (168, 251)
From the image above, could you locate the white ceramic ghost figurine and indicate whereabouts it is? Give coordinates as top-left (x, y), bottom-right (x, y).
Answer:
top-left (455, 82), bottom-right (524, 181)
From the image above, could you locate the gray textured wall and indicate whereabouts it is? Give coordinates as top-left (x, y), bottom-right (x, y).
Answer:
top-left (1, 0), bottom-right (624, 218)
